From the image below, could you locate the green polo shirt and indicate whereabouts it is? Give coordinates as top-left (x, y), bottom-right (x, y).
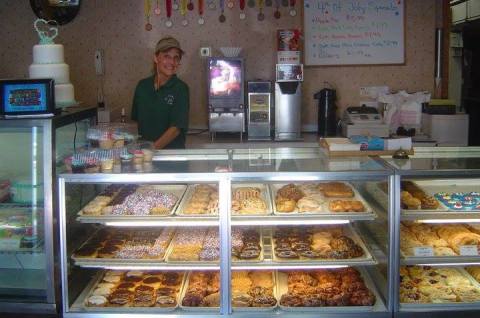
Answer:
top-left (131, 75), bottom-right (189, 149)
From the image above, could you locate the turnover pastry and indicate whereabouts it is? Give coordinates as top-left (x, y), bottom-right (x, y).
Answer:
top-left (320, 182), bottom-right (354, 198)
top-left (329, 200), bottom-right (365, 212)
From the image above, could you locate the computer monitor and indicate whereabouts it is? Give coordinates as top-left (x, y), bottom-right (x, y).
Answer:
top-left (207, 57), bottom-right (244, 111)
top-left (0, 78), bottom-right (55, 118)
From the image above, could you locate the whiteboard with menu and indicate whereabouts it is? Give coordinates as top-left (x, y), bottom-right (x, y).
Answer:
top-left (304, 0), bottom-right (404, 65)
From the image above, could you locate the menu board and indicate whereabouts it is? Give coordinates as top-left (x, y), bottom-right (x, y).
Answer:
top-left (304, 0), bottom-right (405, 65)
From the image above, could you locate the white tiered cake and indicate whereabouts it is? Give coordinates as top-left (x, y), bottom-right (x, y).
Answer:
top-left (29, 20), bottom-right (76, 107)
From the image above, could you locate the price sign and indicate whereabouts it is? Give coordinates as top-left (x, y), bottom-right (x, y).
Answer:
top-left (0, 238), bottom-right (21, 251)
top-left (413, 246), bottom-right (434, 257)
top-left (460, 245), bottom-right (479, 256)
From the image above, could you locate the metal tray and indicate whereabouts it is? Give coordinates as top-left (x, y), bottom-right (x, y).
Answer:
top-left (77, 185), bottom-right (187, 222)
top-left (276, 267), bottom-right (379, 312)
top-left (175, 184), bottom-right (218, 217)
top-left (400, 267), bottom-right (480, 309)
top-left (270, 182), bottom-right (374, 217)
top-left (71, 270), bottom-right (186, 312)
top-left (270, 224), bottom-right (376, 266)
top-left (180, 270), bottom-right (277, 312)
top-left (165, 229), bottom-right (264, 264)
top-left (232, 183), bottom-right (272, 216)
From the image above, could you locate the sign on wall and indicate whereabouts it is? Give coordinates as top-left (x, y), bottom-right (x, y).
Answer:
top-left (304, 0), bottom-right (405, 65)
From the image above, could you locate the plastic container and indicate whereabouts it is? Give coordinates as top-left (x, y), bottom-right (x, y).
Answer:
top-left (11, 179), bottom-right (44, 204)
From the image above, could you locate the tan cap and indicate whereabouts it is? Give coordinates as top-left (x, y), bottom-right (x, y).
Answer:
top-left (155, 36), bottom-right (185, 55)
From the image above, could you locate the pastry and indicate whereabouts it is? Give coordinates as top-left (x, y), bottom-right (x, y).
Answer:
top-left (232, 187), bottom-right (261, 200)
top-left (320, 182), bottom-right (354, 198)
top-left (201, 292), bottom-right (220, 307)
top-left (232, 293), bottom-right (253, 307)
top-left (329, 200), bottom-right (365, 212)
top-left (297, 196), bottom-right (324, 213)
top-left (133, 292), bottom-right (155, 307)
top-left (277, 184), bottom-right (304, 202)
top-left (108, 290), bottom-right (133, 306)
top-left (156, 295), bottom-right (177, 307)
top-left (87, 295), bottom-right (107, 307)
top-left (276, 196), bottom-right (296, 212)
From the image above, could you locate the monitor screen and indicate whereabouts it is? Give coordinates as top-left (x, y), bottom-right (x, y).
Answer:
top-left (1, 79), bottom-right (55, 116)
top-left (209, 59), bottom-right (242, 98)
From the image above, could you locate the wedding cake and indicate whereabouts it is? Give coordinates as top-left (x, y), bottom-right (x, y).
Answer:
top-left (28, 19), bottom-right (76, 107)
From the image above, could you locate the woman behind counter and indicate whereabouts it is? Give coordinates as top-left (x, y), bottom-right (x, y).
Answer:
top-left (131, 36), bottom-right (190, 149)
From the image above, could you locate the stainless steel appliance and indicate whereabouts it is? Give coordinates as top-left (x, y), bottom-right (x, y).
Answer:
top-left (247, 81), bottom-right (272, 140)
top-left (274, 64), bottom-right (303, 140)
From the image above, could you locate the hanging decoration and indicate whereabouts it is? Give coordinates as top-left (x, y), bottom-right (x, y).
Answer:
top-left (257, 0), bottom-right (264, 21)
top-left (154, 0), bottom-right (161, 15)
top-left (187, 0), bottom-right (195, 11)
top-left (207, 0), bottom-right (216, 9)
top-left (273, 0), bottom-right (280, 19)
top-left (173, 0), bottom-right (179, 10)
top-left (219, 0), bottom-right (226, 22)
top-left (198, 0), bottom-right (205, 24)
top-left (289, 0), bottom-right (296, 16)
top-left (180, 0), bottom-right (189, 25)
top-left (144, 0), bottom-right (153, 31)
top-left (227, 0), bottom-right (234, 9)
top-left (239, 0), bottom-right (246, 19)
top-left (165, 0), bottom-right (173, 27)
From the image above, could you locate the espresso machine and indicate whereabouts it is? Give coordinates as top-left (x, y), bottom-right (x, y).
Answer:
top-left (274, 64), bottom-right (303, 140)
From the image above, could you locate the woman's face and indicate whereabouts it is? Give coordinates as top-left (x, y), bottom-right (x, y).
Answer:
top-left (154, 48), bottom-right (182, 78)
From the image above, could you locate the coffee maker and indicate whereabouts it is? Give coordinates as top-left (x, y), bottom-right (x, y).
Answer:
top-left (274, 64), bottom-right (303, 140)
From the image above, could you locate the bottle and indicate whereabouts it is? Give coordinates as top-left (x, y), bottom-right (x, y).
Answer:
top-left (120, 107), bottom-right (126, 123)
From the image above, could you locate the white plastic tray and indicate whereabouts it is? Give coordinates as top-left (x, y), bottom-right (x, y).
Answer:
top-left (77, 185), bottom-right (187, 219)
top-left (271, 224), bottom-right (375, 264)
top-left (401, 267), bottom-right (480, 308)
top-left (270, 182), bottom-right (373, 216)
top-left (277, 267), bottom-right (378, 312)
top-left (73, 270), bottom-right (186, 312)
top-left (180, 271), bottom-right (277, 312)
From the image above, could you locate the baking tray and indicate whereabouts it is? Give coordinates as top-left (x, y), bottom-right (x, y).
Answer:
top-left (71, 270), bottom-right (186, 312)
top-left (175, 184), bottom-right (218, 217)
top-left (277, 267), bottom-right (379, 312)
top-left (231, 183), bottom-right (272, 216)
top-left (72, 228), bottom-right (173, 267)
top-left (269, 182), bottom-right (374, 217)
top-left (179, 270), bottom-right (277, 312)
top-left (77, 185), bottom-right (187, 222)
top-left (400, 268), bottom-right (480, 308)
top-left (165, 230), bottom-right (264, 264)
top-left (270, 224), bottom-right (376, 266)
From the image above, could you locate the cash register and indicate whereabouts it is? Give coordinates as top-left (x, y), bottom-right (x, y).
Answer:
top-left (341, 105), bottom-right (389, 137)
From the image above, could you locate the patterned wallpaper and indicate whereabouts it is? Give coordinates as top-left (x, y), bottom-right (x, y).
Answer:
top-left (0, 0), bottom-right (436, 129)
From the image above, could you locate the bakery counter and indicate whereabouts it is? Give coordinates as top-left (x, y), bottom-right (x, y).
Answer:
top-left (381, 147), bottom-right (480, 317)
top-left (58, 148), bottom-right (393, 317)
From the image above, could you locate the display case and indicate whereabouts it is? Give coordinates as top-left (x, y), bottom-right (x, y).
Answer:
top-left (382, 147), bottom-right (480, 318)
top-left (58, 147), bottom-right (394, 317)
top-left (0, 107), bottom-right (96, 314)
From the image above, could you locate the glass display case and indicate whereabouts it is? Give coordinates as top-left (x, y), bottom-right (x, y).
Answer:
top-left (58, 147), bottom-right (394, 317)
top-left (383, 147), bottom-right (480, 318)
top-left (0, 107), bottom-right (96, 314)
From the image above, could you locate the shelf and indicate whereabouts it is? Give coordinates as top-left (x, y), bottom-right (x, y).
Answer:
top-left (76, 213), bottom-right (376, 226)
top-left (401, 256), bottom-right (480, 266)
top-left (401, 211), bottom-right (480, 221)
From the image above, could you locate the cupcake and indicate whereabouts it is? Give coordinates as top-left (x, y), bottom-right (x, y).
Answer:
top-left (99, 138), bottom-right (114, 150)
top-left (142, 149), bottom-right (153, 162)
top-left (132, 150), bottom-right (144, 165)
top-left (100, 158), bottom-right (114, 172)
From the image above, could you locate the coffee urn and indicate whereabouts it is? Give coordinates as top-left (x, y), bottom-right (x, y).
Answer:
top-left (314, 88), bottom-right (337, 137)
top-left (274, 64), bottom-right (304, 140)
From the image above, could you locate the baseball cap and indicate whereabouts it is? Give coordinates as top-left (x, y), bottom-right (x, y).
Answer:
top-left (155, 36), bottom-right (185, 55)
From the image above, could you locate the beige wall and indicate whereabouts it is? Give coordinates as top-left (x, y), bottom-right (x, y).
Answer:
top-left (0, 0), bottom-right (436, 130)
